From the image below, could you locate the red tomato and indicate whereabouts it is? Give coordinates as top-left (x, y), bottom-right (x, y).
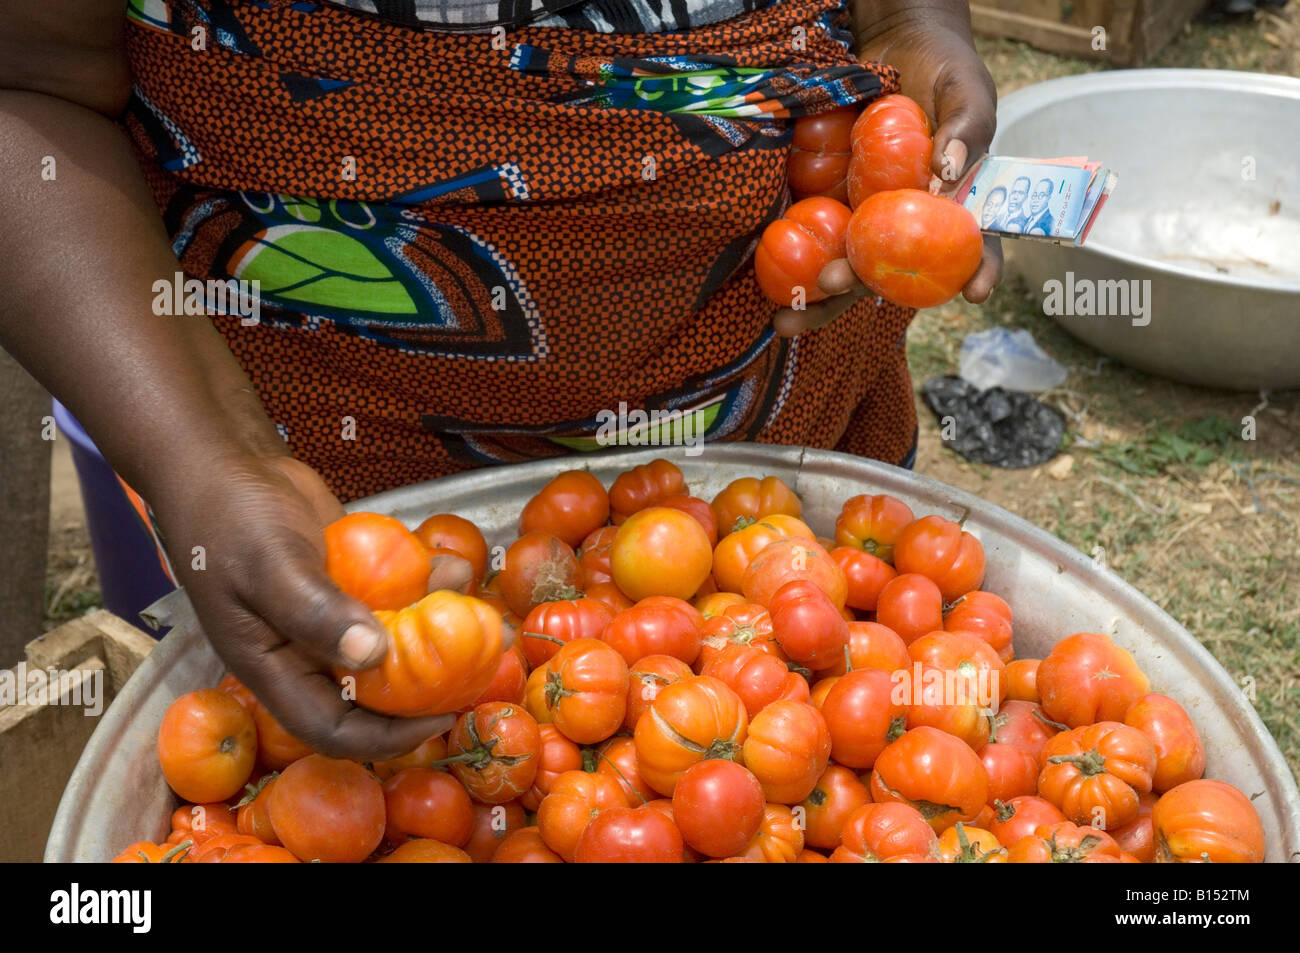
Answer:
top-left (596, 736), bottom-right (658, 806)
top-left (788, 105), bottom-right (857, 201)
top-left (520, 723), bottom-right (583, 811)
top-left (799, 764), bottom-right (871, 850)
top-left (602, 596), bottom-right (704, 667)
top-left (575, 807), bottom-right (684, 863)
top-left (157, 690), bottom-right (256, 804)
top-left (733, 803), bottom-right (805, 863)
top-left (702, 643), bottom-right (809, 719)
top-left (1036, 632), bottom-right (1151, 727)
top-left (371, 733), bottom-right (449, 781)
top-left (660, 494), bottom-right (720, 547)
top-left (271, 755), bottom-right (386, 863)
top-left (697, 602), bottom-right (782, 670)
top-left (324, 512), bottom-right (431, 611)
top-left (611, 508), bottom-right (713, 602)
top-left (831, 546), bottom-right (897, 612)
top-left (820, 667), bottom-right (907, 769)
top-left (171, 802), bottom-right (238, 845)
top-left (1004, 659), bottom-right (1041, 703)
top-left (754, 197), bottom-right (853, 307)
top-left (1110, 791), bottom-right (1158, 864)
top-left (989, 699), bottom-right (1061, 763)
top-left (671, 760), bottom-right (766, 857)
top-left (443, 702), bottom-right (542, 805)
top-left (413, 514), bottom-right (488, 585)
top-left (1007, 821), bottom-right (1123, 864)
top-left (834, 493), bottom-right (915, 563)
top-left (1123, 693), bottom-right (1206, 793)
top-left (381, 768), bottom-right (474, 848)
top-left (217, 673), bottom-right (257, 713)
top-left (980, 742), bottom-right (1040, 805)
top-left (625, 654), bottom-right (696, 733)
top-left (987, 795), bottom-right (1067, 847)
top-left (830, 802), bottom-right (939, 863)
top-left (518, 470), bottom-right (610, 548)
top-left (1151, 779), bottom-right (1264, 863)
top-left (742, 700), bottom-right (831, 804)
top-left (497, 533), bottom-right (583, 618)
top-left (470, 643), bottom-right (529, 707)
top-left (711, 476), bottom-right (803, 537)
top-left (520, 596), bottom-right (615, 668)
top-left (846, 94), bottom-right (933, 207)
top-left (845, 190), bottom-right (983, 309)
top-left (869, 727), bottom-right (990, 832)
top-left (577, 524), bottom-right (618, 586)
top-left (769, 579), bottom-right (849, 669)
top-left (462, 801), bottom-right (528, 863)
top-left (893, 515), bottom-right (987, 604)
top-left (586, 581), bottom-right (634, 615)
top-left (875, 573), bottom-right (944, 646)
top-left (944, 590), bottom-right (1014, 663)
top-left (608, 459), bottom-right (686, 524)
top-left (936, 823), bottom-right (1006, 863)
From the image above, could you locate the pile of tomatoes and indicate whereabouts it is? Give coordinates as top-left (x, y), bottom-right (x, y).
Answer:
top-left (116, 458), bottom-right (1265, 863)
top-left (757, 94), bottom-right (983, 311)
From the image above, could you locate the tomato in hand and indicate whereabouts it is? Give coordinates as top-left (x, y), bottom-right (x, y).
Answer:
top-left (611, 507), bottom-right (713, 602)
top-left (846, 94), bottom-right (933, 208)
top-left (324, 512), bottom-right (432, 611)
top-left (1036, 632), bottom-right (1150, 727)
top-left (271, 755), bottom-right (386, 863)
top-left (845, 190), bottom-right (983, 309)
top-left (788, 105), bottom-right (857, 202)
top-left (157, 689), bottom-right (257, 804)
top-left (671, 759), bottom-right (766, 858)
top-left (711, 476), bottom-right (803, 537)
top-left (518, 469), bottom-right (609, 548)
top-left (754, 196), bottom-right (853, 308)
top-left (893, 515), bottom-right (986, 604)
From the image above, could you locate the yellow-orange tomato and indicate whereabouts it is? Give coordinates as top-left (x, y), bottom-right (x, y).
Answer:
top-left (1152, 779), bottom-right (1265, 863)
top-left (937, 824), bottom-right (1005, 863)
top-left (741, 537), bottom-right (848, 610)
top-left (337, 590), bottom-right (504, 716)
top-left (325, 512), bottom-right (432, 611)
top-left (633, 676), bottom-right (749, 796)
top-left (376, 839), bottom-right (474, 863)
top-left (712, 515), bottom-right (814, 595)
top-left (523, 661), bottom-right (555, 726)
top-left (834, 493), bottom-right (915, 564)
top-left (742, 700), bottom-right (831, 804)
top-left (611, 507), bottom-right (713, 602)
top-left (1004, 659), bottom-right (1041, 703)
top-left (536, 770), bottom-right (629, 862)
top-left (157, 690), bottom-right (257, 804)
top-left (711, 476), bottom-right (803, 537)
top-left (695, 591), bottom-right (747, 618)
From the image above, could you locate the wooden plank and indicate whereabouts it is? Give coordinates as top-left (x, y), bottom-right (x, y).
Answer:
top-left (0, 346), bottom-right (52, 668)
top-left (972, 0), bottom-right (1199, 67)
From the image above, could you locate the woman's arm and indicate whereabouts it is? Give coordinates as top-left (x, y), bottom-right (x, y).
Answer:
top-left (0, 2), bottom-right (451, 758)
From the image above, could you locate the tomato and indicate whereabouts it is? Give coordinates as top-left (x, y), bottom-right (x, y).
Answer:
top-left (376, 839), bottom-right (473, 863)
top-left (189, 832), bottom-right (266, 863)
top-left (733, 804), bottom-right (805, 863)
top-left (800, 765), bottom-right (871, 850)
top-left (846, 94), bottom-right (932, 207)
top-left (937, 823), bottom-right (1005, 863)
top-left (702, 643), bottom-right (809, 718)
top-left (1123, 693), bottom-right (1206, 793)
top-left (845, 190), bottom-right (983, 309)
top-left (788, 105), bottom-right (857, 201)
top-left (712, 514), bottom-right (814, 595)
top-left (944, 590), bottom-right (1014, 663)
top-left (834, 493), bottom-right (915, 563)
top-left (698, 602), bottom-right (782, 670)
top-left (908, 629), bottom-right (1008, 709)
top-left (413, 514), bottom-right (488, 585)
top-left (520, 596), bottom-right (615, 668)
top-left (1004, 659), bottom-right (1041, 703)
top-left (987, 795), bottom-right (1067, 847)
top-left (660, 494), bottom-right (720, 547)
top-left (324, 512), bottom-right (431, 611)
top-left (754, 196), bottom-right (853, 307)
top-left (270, 755), bottom-right (386, 863)
top-left (989, 699), bottom-right (1060, 763)
top-left (902, 659), bottom-right (993, 751)
top-left (742, 700), bottom-right (831, 804)
top-left (520, 723), bottom-right (583, 810)
top-left (522, 661), bottom-right (554, 726)
top-left (695, 590), bottom-right (747, 619)
top-left (830, 547), bottom-right (896, 612)
top-left (796, 849), bottom-right (829, 863)
top-left (170, 802), bottom-right (238, 844)
top-left (893, 515), bottom-right (986, 604)
top-left (219, 843), bottom-right (301, 863)
top-left (669, 759), bottom-right (766, 857)
top-left (809, 675), bottom-right (839, 710)
top-left (817, 620), bottom-right (909, 678)
top-left (608, 459), bottom-right (686, 524)
top-left (575, 807), bottom-right (684, 863)
top-left (1111, 791), bottom-right (1158, 864)
top-left (537, 769), bottom-right (629, 862)
top-left (518, 469), bottom-right (609, 548)
top-left (821, 667), bottom-right (907, 769)
top-left (1038, 722), bottom-right (1156, 830)
top-left (371, 733), bottom-right (449, 781)
top-left (236, 776), bottom-right (280, 845)
top-left (585, 581), bottom-right (634, 615)
top-left (979, 743), bottom-right (1039, 805)
top-left (870, 727), bottom-right (989, 832)
top-left (157, 689), bottom-right (257, 804)
top-left (576, 524), bottom-right (618, 586)
top-left (741, 537), bottom-right (847, 609)
top-left (381, 767), bottom-right (474, 848)
top-left (462, 800), bottom-right (528, 863)
top-left (1152, 779), bottom-right (1264, 863)
top-left (610, 507), bottom-right (712, 603)
top-left (498, 533), bottom-right (583, 618)
top-left (1036, 632), bottom-right (1150, 727)
top-left (471, 643), bottom-right (529, 707)
top-left (1007, 821), bottom-right (1123, 864)
top-left (831, 802), bottom-right (938, 863)
top-left (769, 579), bottom-right (848, 669)
top-left (602, 596), bottom-right (703, 667)
top-left (491, 826), bottom-right (564, 863)
top-left (625, 654), bottom-right (695, 733)
top-left (634, 676), bottom-right (749, 796)
top-left (542, 638), bottom-right (628, 744)
top-left (251, 703), bottom-right (313, 771)
top-left (217, 672), bottom-right (258, 713)
top-left (874, 573), bottom-right (944, 646)
top-left (112, 841), bottom-right (191, 864)
top-left (338, 590), bottom-right (504, 716)
top-left (442, 702), bottom-right (541, 804)
top-left (711, 476), bottom-right (803, 537)
top-left (596, 736), bottom-right (657, 805)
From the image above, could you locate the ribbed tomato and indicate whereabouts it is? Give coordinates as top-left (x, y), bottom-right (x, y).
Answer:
top-left (742, 700), bottom-right (831, 804)
top-left (633, 676), bottom-right (749, 796)
top-left (711, 476), bottom-right (803, 537)
top-left (846, 94), bottom-right (933, 207)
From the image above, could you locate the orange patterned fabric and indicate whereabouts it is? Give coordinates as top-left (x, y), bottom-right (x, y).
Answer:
top-left (124, 0), bottom-right (918, 503)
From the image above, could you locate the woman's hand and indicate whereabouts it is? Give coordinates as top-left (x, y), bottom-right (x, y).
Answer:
top-left (773, 2), bottom-right (1003, 336)
top-left (153, 452), bottom-right (473, 761)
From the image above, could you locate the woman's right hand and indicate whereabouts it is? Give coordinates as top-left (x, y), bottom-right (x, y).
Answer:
top-left (152, 451), bottom-right (468, 762)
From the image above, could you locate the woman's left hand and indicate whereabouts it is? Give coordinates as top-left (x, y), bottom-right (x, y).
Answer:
top-left (773, 3), bottom-right (1002, 337)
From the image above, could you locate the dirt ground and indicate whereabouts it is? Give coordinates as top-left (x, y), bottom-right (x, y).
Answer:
top-left (44, 6), bottom-right (1300, 779)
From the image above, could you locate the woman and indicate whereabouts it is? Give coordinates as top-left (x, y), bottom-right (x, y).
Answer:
top-left (0, 0), bottom-right (999, 758)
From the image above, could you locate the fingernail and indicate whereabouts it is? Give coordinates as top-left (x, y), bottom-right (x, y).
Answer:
top-left (942, 140), bottom-right (969, 183)
top-left (928, 175), bottom-right (944, 195)
top-left (340, 623), bottom-right (386, 668)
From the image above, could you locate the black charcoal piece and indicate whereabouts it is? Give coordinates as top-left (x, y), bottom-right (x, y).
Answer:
top-left (921, 375), bottom-right (1065, 469)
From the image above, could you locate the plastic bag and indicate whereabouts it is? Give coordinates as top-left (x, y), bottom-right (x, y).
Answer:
top-left (959, 327), bottom-right (1067, 393)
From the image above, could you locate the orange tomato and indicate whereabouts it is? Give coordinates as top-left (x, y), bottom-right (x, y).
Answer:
top-left (633, 676), bottom-right (749, 796)
top-left (1036, 632), bottom-right (1150, 728)
top-left (1152, 779), bottom-right (1264, 863)
top-left (324, 512), bottom-right (431, 611)
top-left (611, 507), bottom-right (712, 602)
top-left (712, 514), bottom-right (814, 595)
top-left (157, 689), bottom-right (257, 804)
top-left (711, 476), bottom-right (802, 537)
top-left (542, 638), bottom-right (629, 745)
top-left (741, 537), bottom-right (848, 610)
top-left (536, 769), bottom-right (629, 862)
top-left (608, 459), bottom-right (686, 524)
top-left (413, 513), bottom-right (488, 585)
top-left (1123, 693), bottom-right (1206, 793)
top-left (742, 700), bottom-right (831, 804)
top-left (270, 755), bottom-right (386, 863)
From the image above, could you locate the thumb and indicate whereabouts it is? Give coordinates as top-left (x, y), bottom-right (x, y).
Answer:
top-left (929, 68), bottom-right (997, 186)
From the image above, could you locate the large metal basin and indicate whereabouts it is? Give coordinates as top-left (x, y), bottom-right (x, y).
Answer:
top-left (993, 70), bottom-right (1300, 391)
top-left (46, 445), bottom-right (1300, 861)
